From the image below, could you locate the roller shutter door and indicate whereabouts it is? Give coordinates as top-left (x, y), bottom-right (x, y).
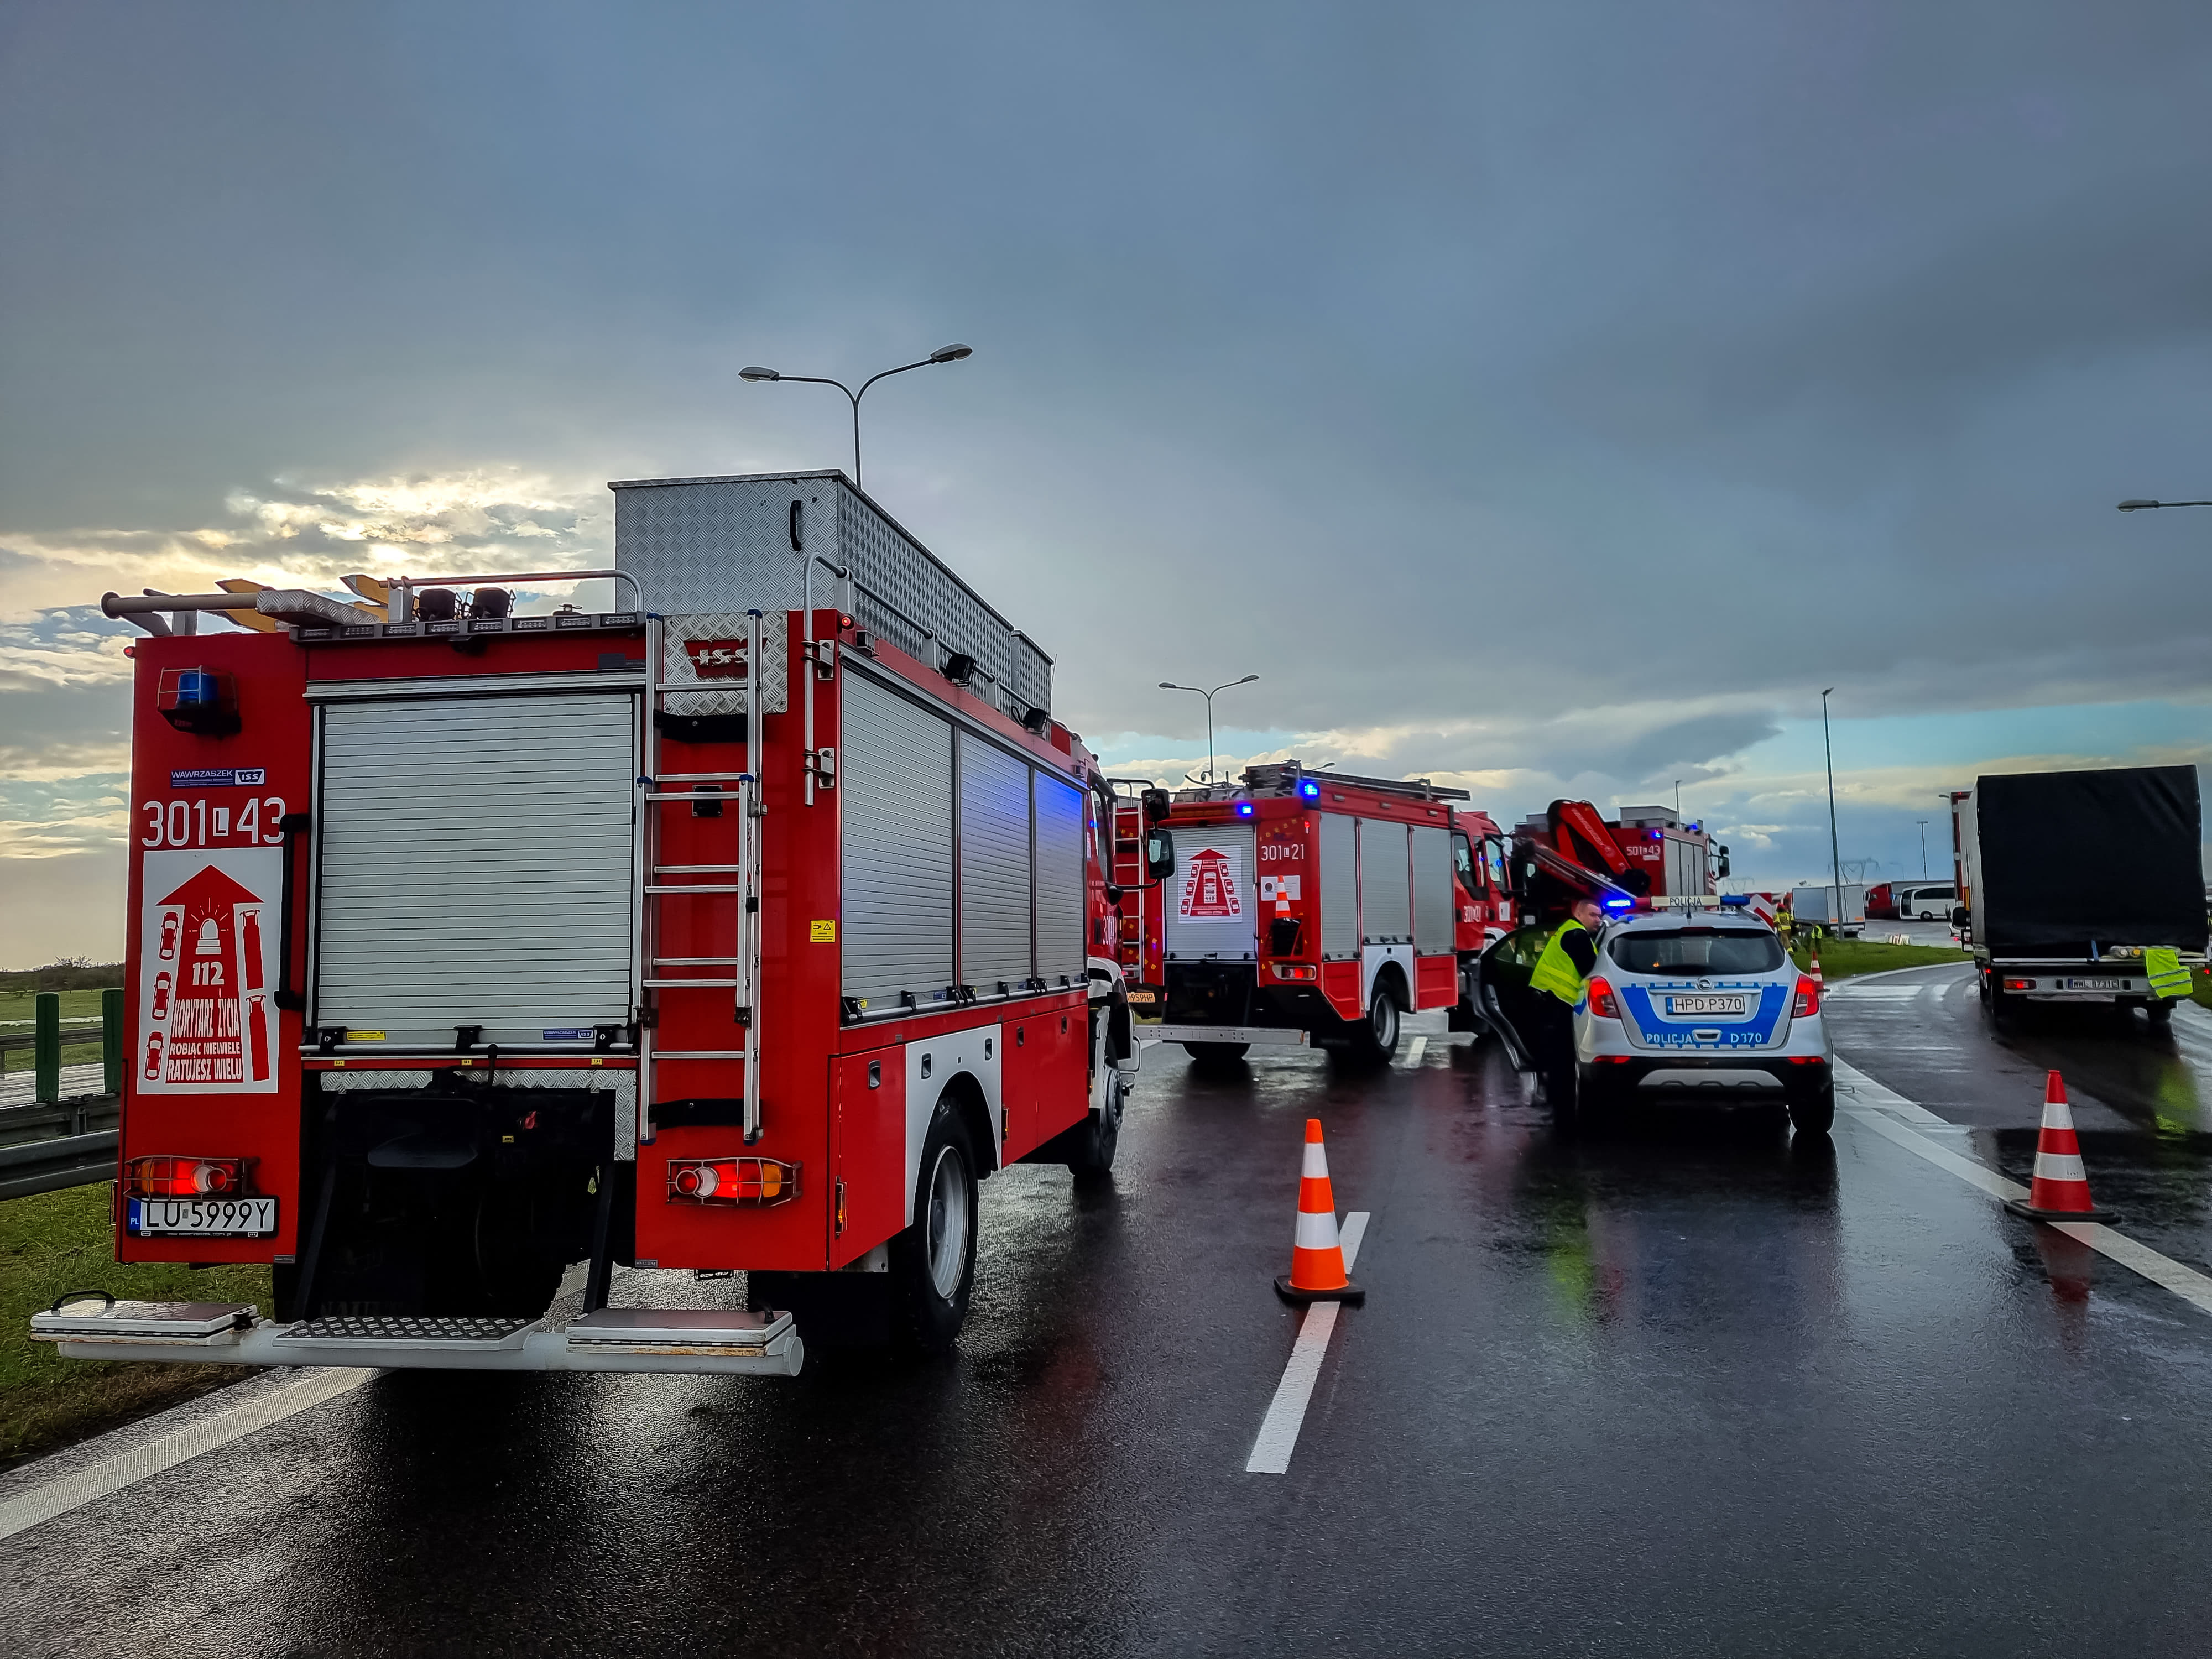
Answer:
top-left (1359, 820), bottom-right (1410, 943)
top-left (1318, 812), bottom-right (1358, 960)
top-left (316, 692), bottom-right (636, 1040)
top-left (1162, 825), bottom-right (1255, 963)
top-left (958, 732), bottom-right (1032, 989)
top-left (1033, 773), bottom-right (1087, 985)
top-left (1411, 826), bottom-right (1453, 950)
top-left (842, 672), bottom-right (954, 1010)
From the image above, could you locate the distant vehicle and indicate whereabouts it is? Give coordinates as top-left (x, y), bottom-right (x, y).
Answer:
top-left (1787, 883), bottom-right (1865, 935)
top-left (1892, 882), bottom-right (1958, 922)
top-left (1955, 765), bottom-right (2207, 1028)
top-left (1867, 882), bottom-right (1899, 920)
top-left (1479, 910), bottom-right (1832, 1132)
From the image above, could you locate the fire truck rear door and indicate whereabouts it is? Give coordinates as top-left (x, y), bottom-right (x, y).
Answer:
top-left (1161, 826), bottom-right (1256, 964)
top-left (314, 689), bottom-right (638, 1045)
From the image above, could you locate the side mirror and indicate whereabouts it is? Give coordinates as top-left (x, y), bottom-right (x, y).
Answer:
top-left (1142, 787), bottom-right (1171, 825)
top-left (1104, 883), bottom-right (1124, 905)
top-left (1145, 827), bottom-right (1175, 881)
top-left (1715, 847), bottom-right (1731, 878)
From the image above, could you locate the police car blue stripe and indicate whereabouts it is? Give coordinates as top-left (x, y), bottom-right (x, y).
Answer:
top-left (1618, 983), bottom-right (1787, 1048)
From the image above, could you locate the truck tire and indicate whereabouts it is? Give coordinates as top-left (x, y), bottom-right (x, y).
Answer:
top-left (1342, 978), bottom-right (1402, 1068)
top-left (1183, 1041), bottom-right (1249, 1065)
top-left (1066, 1011), bottom-right (1129, 1183)
top-left (2148, 999), bottom-right (2176, 1027)
top-left (890, 1104), bottom-right (978, 1353)
top-left (1788, 1081), bottom-right (1837, 1135)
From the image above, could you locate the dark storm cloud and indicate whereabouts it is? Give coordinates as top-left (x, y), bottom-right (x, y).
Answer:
top-left (5, 0), bottom-right (2212, 765)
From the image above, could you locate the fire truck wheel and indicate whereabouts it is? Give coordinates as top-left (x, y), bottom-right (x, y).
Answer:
top-left (891, 1107), bottom-right (979, 1353)
top-left (1183, 1042), bottom-right (1250, 1065)
top-left (1342, 977), bottom-right (1403, 1068)
top-left (1067, 1021), bottom-right (1128, 1183)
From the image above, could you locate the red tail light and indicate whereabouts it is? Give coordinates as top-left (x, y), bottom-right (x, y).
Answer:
top-left (1794, 975), bottom-right (1820, 1017)
top-left (124, 1155), bottom-right (251, 1198)
top-left (666, 1156), bottom-right (800, 1206)
top-left (1586, 976), bottom-right (1619, 1018)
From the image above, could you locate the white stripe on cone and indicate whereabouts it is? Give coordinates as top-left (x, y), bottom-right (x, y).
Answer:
top-left (2034, 1152), bottom-right (2088, 1184)
top-left (1296, 1208), bottom-right (1343, 1250)
top-left (1302, 1142), bottom-right (1328, 1178)
top-left (2041, 1094), bottom-right (2075, 1132)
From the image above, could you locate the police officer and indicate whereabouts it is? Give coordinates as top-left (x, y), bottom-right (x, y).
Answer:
top-left (1528, 895), bottom-right (1603, 1111)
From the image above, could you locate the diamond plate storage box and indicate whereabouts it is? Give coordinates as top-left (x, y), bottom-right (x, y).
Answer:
top-left (611, 471), bottom-right (1054, 718)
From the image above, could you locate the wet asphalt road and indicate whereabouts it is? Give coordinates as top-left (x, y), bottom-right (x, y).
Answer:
top-left (11, 998), bottom-right (2212, 1656)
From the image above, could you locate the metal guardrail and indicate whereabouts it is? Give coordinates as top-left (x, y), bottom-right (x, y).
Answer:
top-left (0, 989), bottom-right (124, 1197)
top-left (0, 1125), bottom-right (119, 1199)
top-left (0, 1024), bottom-right (103, 1055)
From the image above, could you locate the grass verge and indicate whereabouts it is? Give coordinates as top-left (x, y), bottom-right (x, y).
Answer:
top-left (1, 1182), bottom-right (268, 1467)
top-left (1786, 936), bottom-right (1971, 980)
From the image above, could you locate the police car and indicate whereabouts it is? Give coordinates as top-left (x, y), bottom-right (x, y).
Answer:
top-left (1574, 907), bottom-right (1833, 1131)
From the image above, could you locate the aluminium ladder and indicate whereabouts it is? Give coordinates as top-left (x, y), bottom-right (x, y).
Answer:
top-left (635, 609), bottom-right (765, 1145)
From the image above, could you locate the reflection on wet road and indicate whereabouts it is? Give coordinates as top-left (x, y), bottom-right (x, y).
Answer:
top-left (8, 1010), bottom-right (2212, 1655)
top-left (1827, 964), bottom-right (2212, 1277)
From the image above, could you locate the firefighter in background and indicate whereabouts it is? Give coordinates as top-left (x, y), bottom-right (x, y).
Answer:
top-left (1527, 895), bottom-right (1604, 1108)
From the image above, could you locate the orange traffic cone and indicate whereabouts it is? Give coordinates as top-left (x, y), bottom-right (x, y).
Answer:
top-left (2003, 1070), bottom-right (2117, 1224)
top-left (1275, 1119), bottom-right (1365, 1305)
top-left (1809, 948), bottom-right (1824, 985)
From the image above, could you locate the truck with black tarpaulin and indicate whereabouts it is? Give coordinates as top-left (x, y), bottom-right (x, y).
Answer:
top-left (1954, 764), bottom-right (2207, 1026)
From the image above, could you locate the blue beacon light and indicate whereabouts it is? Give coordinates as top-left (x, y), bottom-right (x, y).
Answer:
top-left (1299, 781), bottom-right (1321, 799)
top-left (1235, 801), bottom-right (1254, 817)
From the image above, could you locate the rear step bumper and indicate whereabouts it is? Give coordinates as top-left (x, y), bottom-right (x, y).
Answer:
top-left (1142, 1024), bottom-right (1310, 1047)
top-left (31, 1303), bottom-right (805, 1376)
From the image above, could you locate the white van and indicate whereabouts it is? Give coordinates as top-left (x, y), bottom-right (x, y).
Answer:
top-left (1894, 881), bottom-right (1957, 921)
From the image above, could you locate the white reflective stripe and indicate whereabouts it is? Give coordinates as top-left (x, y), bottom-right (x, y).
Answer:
top-left (1301, 1142), bottom-right (1329, 1179)
top-left (2041, 1097), bottom-right (2075, 1133)
top-left (2033, 1152), bottom-right (2088, 1183)
top-left (1295, 1208), bottom-right (1342, 1250)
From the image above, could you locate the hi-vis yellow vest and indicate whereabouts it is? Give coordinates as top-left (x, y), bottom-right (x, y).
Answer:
top-left (1531, 919), bottom-right (1591, 1005)
top-left (2146, 947), bottom-right (2192, 1000)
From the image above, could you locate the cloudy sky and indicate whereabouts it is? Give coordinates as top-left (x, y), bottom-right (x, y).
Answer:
top-left (6, 2), bottom-right (2212, 964)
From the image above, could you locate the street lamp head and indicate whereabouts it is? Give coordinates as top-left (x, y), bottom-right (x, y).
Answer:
top-left (1238, 674), bottom-right (1259, 684)
top-left (1158, 681), bottom-right (1179, 690)
top-left (739, 366), bottom-right (780, 382)
top-left (2117, 499), bottom-right (2161, 511)
top-left (930, 344), bottom-right (973, 363)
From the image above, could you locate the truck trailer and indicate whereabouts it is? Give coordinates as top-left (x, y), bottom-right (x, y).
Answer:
top-left (35, 471), bottom-right (1131, 1376)
top-left (1954, 765), bottom-right (2207, 1026)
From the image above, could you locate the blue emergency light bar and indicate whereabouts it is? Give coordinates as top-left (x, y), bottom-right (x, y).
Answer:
top-left (1300, 782), bottom-right (1320, 799)
top-left (1235, 802), bottom-right (1254, 817)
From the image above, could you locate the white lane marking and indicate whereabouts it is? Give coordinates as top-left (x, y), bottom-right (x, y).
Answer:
top-left (1245, 1211), bottom-right (1368, 1476)
top-left (1406, 1036), bottom-right (1427, 1066)
top-left (1833, 1058), bottom-right (2212, 1319)
top-left (0, 1366), bottom-right (376, 1542)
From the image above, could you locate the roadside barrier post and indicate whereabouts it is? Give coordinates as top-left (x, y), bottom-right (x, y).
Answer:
top-left (34, 990), bottom-right (60, 1105)
top-left (102, 987), bottom-right (124, 1096)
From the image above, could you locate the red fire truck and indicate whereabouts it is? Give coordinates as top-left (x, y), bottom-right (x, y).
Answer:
top-left (1107, 763), bottom-right (1473, 1064)
top-left (36, 471), bottom-right (1131, 1378)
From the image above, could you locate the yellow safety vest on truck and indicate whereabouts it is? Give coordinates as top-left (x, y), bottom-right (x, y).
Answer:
top-left (1530, 919), bottom-right (1592, 1005)
top-left (2146, 947), bottom-right (2192, 1000)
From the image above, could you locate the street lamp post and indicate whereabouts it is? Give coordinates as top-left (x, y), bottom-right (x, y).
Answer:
top-left (2117, 499), bottom-right (2212, 510)
top-left (1157, 675), bottom-right (1260, 786)
top-left (1916, 818), bottom-right (1929, 880)
top-left (1822, 688), bottom-right (1844, 935)
top-left (740, 345), bottom-right (972, 491)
